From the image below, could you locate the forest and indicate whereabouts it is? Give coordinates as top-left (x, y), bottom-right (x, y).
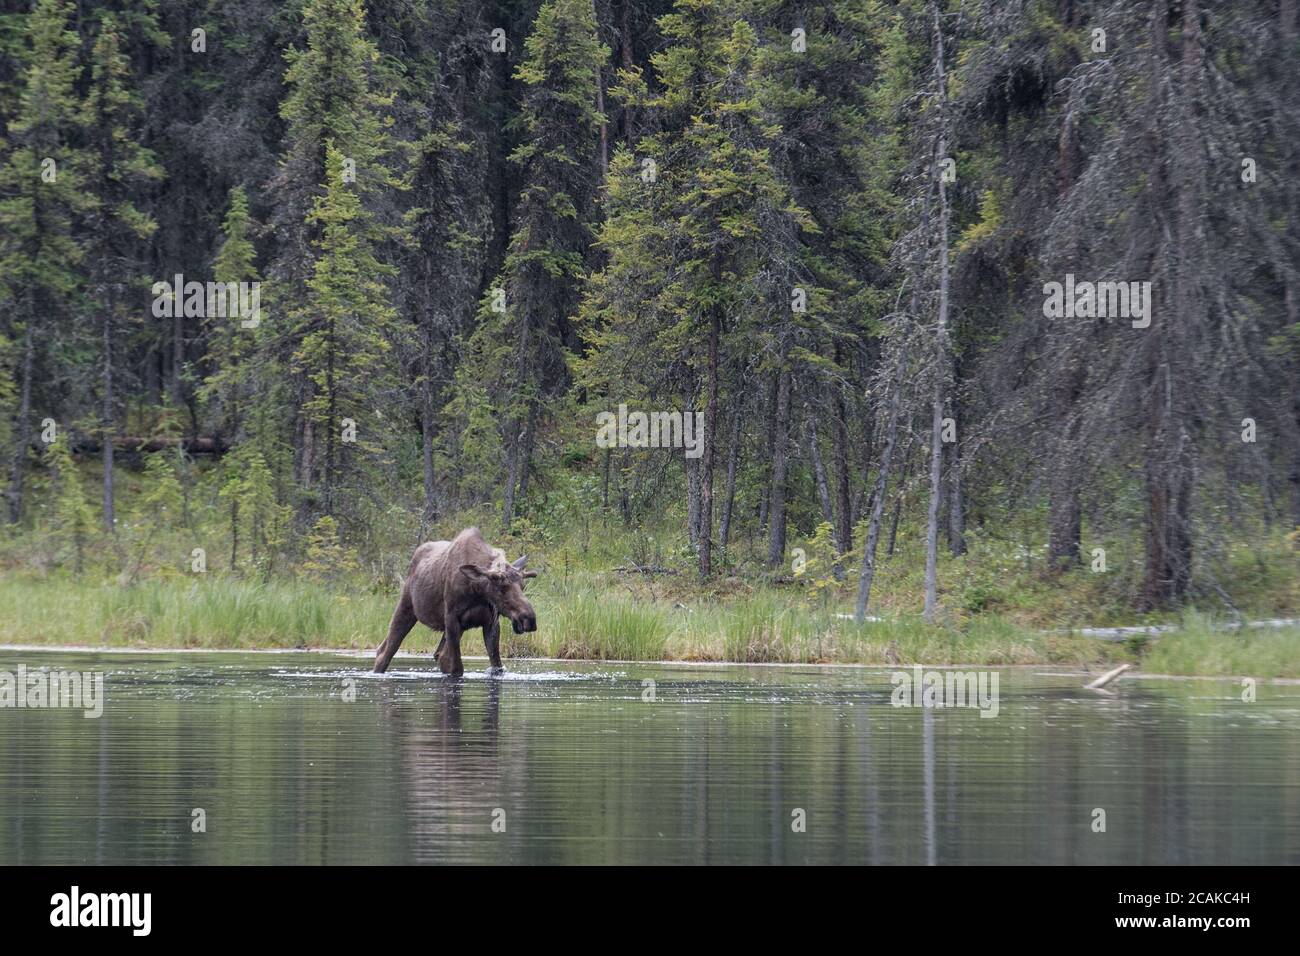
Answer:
top-left (1, 0), bottom-right (1297, 672)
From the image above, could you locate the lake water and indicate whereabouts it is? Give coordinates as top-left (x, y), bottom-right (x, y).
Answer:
top-left (1, 649), bottom-right (1297, 864)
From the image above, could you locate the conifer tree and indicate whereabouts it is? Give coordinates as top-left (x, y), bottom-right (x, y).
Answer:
top-left (45, 435), bottom-right (95, 573)
top-left (0, 0), bottom-right (87, 524)
top-left (291, 142), bottom-right (399, 517)
top-left (582, 0), bottom-right (811, 576)
top-left (125, 451), bottom-right (182, 582)
top-left (201, 186), bottom-right (261, 448)
top-left (473, 0), bottom-right (608, 529)
top-left (269, 0), bottom-right (401, 501)
top-left (80, 9), bottom-right (164, 532)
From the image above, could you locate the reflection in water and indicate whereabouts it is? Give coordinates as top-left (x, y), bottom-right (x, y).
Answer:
top-left (923, 708), bottom-right (935, 867)
top-left (0, 651), bottom-right (1298, 864)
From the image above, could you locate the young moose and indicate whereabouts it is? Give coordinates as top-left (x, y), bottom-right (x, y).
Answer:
top-left (373, 527), bottom-right (537, 676)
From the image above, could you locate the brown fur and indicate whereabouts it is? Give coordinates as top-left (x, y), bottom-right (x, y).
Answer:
top-left (373, 527), bottom-right (537, 676)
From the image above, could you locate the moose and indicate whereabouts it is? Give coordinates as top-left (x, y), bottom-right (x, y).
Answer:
top-left (373, 527), bottom-right (537, 677)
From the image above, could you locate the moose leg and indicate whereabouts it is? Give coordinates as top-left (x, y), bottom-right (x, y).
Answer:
top-left (483, 615), bottom-right (503, 675)
top-left (437, 619), bottom-right (464, 677)
top-left (374, 593), bottom-right (417, 674)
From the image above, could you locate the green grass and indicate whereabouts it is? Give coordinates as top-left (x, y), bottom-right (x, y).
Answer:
top-left (2, 459), bottom-right (1297, 674)
top-left (2, 572), bottom-right (1297, 675)
top-left (0, 575), bottom-right (390, 650)
top-left (1141, 613), bottom-right (1300, 678)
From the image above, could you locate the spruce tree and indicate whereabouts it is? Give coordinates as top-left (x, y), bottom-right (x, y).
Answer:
top-left (291, 142), bottom-right (399, 517)
top-left (269, 0), bottom-right (401, 506)
top-left (200, 186), bottom-right (261, 447)
top-left (472, 0), bottom-right (608, 529)
top-left (45, 435), bottom-right (95, 573)
top-left (583, 0), bottom-right (811, 576)
top-left (0, 0), bottom-right (87, 524)
top-left (80, 9), bottom-right (164, 532)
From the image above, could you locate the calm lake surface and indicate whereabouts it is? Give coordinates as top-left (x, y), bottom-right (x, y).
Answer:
top-left (1, 649), bottom-right (1297, 865)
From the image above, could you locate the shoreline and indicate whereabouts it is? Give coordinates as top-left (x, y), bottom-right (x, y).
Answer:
top-left (2, 642), bottom-right (1298, 683)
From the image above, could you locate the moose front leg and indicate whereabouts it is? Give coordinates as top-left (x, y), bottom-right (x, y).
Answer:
top-left (483, 615), bottom-right (503, 676)
top-left (437, 618), bottom-right (464, 677)
top-left (374, 592), bottom-right (417, 674)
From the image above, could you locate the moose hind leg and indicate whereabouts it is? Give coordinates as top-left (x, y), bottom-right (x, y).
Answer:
top-left (374, 593), bottom-right (417, 673)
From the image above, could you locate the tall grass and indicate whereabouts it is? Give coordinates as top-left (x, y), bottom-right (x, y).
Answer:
top-left (1, 573), bottom-right (1295, 675)
top-left (540, 590), bottom-right (671, 660)
top-left (1141, 613), bottom-right (1300, 678)
top-left (0, 576), bottom-right (390, 649)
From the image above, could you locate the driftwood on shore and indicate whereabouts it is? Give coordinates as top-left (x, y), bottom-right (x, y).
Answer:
top-left (1084, 663), bottom-right (1133, 690)
top-left (1068, 618), bottom-right (1300, 642)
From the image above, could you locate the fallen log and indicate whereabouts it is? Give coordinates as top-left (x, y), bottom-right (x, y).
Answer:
top-left (1067, 618), bottom-right (1300, 642)
top-left (1084, 663), bottom-right (1133, 690)
top-left (70, 436), bottom-right (228, 455)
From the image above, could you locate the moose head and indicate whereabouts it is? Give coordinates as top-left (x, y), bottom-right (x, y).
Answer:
top-left (459, 554), bottom-right (538, 633)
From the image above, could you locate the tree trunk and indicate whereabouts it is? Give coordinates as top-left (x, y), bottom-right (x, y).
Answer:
top-left (1048, 63), bottom-right (1083, 569)
top-left (855, 344), bottom-right (908, 622)
top-left (6, 318), bottom-right (35, 524)
top-left (765, 362), bottom-right (792, 568)
top-left (618, 448), bottom-right (631, 524)
top-left (1284, 0), bottom-right (1300, 527)
top-left (806, 407), bottom-right (834, 528)
top-left (602, 448), bottom-right (612, 509)
top-left (833, 384), bottom-right (853, 555)
top-left (1141, 0), bottom-right (1200, 608)
top-left (619, 0), bottom-right (635, 144)
top-left (593, 0), bottom-right (608, 177)
top-left (230, 499), bottom-right (239, 572)
top-left (923, 383), bottom-right (944, 621)
top-left (1287, 281), bottom-right (1300, 527)
top-left (101, 308), bottom-right (115, 533)
top-left (757, 372), bottom-right (777, 532)
top-left (517, 402), bottom-right (538, 505)
top-left (886, 446), bottom-right (911, 559)
top-left (502, 422), bottom-right (520, 530)
top-left (698, 311), bottom-right (720, 577)
top-left (324, 319), bottom-right (336, 516)
top-left (946, 445), bottom-right (965, 556)
top-left (944, 349), bottom-right (966, 556)
top-left (923, 0), bottom-right (951, 624)
top-left (685, 454), bottom-right (701, 550)
top-left (1048, 362), bottom-right (1084, 569)
top-left (170, 310), bottom-right (184, 406)
top-left (300, 418), bottom-right (315, 492)
top-left (719, 394), bottom-right (743, 554)
top-left (420, 331), bottom-right (437, 533)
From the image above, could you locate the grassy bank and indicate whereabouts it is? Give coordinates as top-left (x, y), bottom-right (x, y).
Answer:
top-left (3, 573), bottom-right (1298, 676)
top-left (3, 458), bottom-right (1298, 675)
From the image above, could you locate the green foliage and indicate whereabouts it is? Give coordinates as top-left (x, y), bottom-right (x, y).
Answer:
top-left (218, 446), bottom-right (288, 575)
top-left (437, 362), bottom-right (504, 503)
top-left (132, 452), bottom-right (183, 526)
top-left (201, 186), bottom-right (261, 433)
top-left (795, 521), bottom-right (850, 601)
top-left (291, 143), bottom-right (399, 510)
top-left (301, 514), bottom-right (359, 581)
top-left (44, 437), bottom-right (95, 572)
top-left (1, 0), bottom-right (1297, 668)
top-left (0, 0), bottom-right (87, 308)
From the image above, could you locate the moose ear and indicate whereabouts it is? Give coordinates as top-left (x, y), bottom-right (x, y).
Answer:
top-left (459, 564), bottom-right (489, 581)
top-left (522, 570), bottom-right (539, 579)
top-left (511, 554), bottom-right (529, 571)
